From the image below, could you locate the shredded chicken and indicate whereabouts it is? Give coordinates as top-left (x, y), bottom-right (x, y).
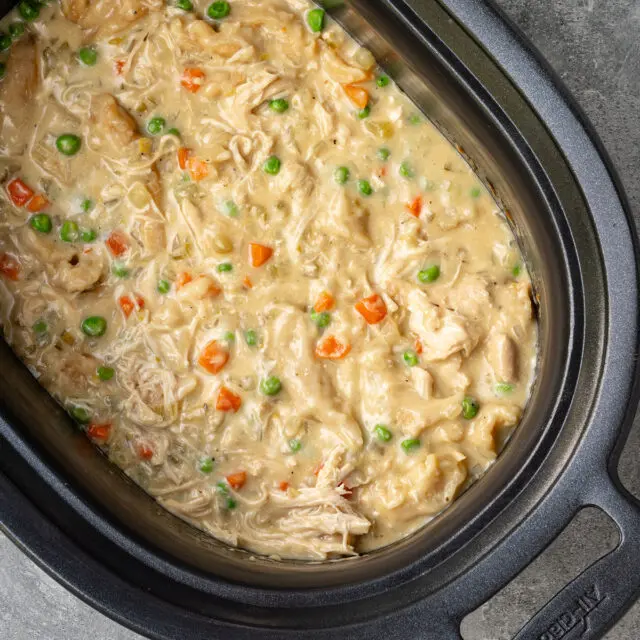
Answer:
top-left (0, 0), bottom-right (537, 560)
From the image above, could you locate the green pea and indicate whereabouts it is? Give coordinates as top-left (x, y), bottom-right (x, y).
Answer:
top-left (496, 382), bottom-right (514, 395)
top-left (334, 166), bottom-right (350, 185)
top-left (97, 366), bottom-right (115, 381)
top-left (376, 75), bottom-right (390, 87)
top-left (399, 161), bottom-right (414, 179)
top-left (147, 117), bottom-right (165, 135)
top-left (29, 213), bottom-right (52, 234)
top-left (56, 134), bottom-right (81, 156)
top-left (307, 8), bottom-right (325, 32)
top-left (377, 147), bottom-right (390, 161)
top-left (32, 319), bottom-right (47, 334)
top-left (408, 114), bottom-right (421, 125)
top-left (167, 127), bottom-right (180, 137)
top-left (157, 279), bottom-right (170, 294)
top-left (221, 200), bottom-right (238, 217)
top-left (199, 456), bottom-right (214, 473)
top-left (112, 263), bottom-right (130, 278)
top-left (0, 63), bottom-right (6, 80)
top-left (175, 0), bottom-right (193, 10)
top-left (223, 331), bottom-right (235, 342)
top-left (80, 198), bottom-right (93, 212)
top-left (18, 1), bottom-right (39, 22)
top-left (288, 438), bottom-right (302, 453)
top-left (70, 406), bottom-right (90, 424)
top-left (260, 375), bottom-right (282, 396)
top-left (470, 186), bottom-right (482, 198)
top-left (401, 437), bottom-right (421, 453)
top-left (244, 329), bottom-right (258, 346)
top-left (81, 228), bottom-right (97, 243)
top-left (512, 263), bottom-right (522, 277)
top-left (216, 481), bottom-right (229, 495)
top-left (60, 221), bottom-right (80, 242)
top-left (357, 179), bottom-right (373, 196)
top-left (357, 105), bottom-right (371, 119)
top-left (0, 34), bottom-right (12, 52)
top-left (418, 265), bottom-right (440, 283)
top-left (462, 396), bottom-right (479, 420)
top-left (310, 309), bottom-right (331, 328)
top-left (263, 155), bottom-right (281, 175)
top-left (403, 350), bottom-right (419, 367)
top-left (9, 23), bottom-right (25, 39)
top-left (269, 98), bottom-right (289, 113)
top-left (81, 315), bottom-right (107, 337)
top-left (207, 1), bottom-right (230, 19)
top-left (77, 46), bottom-right (97, 66)
top-left (226, 497), bottom-right (237, 509)
top-left (374, 424), bottom-right (392, 442)
top-left (217, 262), bottom-right (233, 273)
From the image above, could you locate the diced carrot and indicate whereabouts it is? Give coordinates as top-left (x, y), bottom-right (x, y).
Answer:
top-left (315, 335), bottom-right (351, 360)
top-left (226, 471), bottom-right (247, 490)
top-left (7, 179), bottom-right (34, 207)
top-left (242, 275), bottom-right (253, 289)
top-left (181, 67), bottom-right (205, 93)
top-left (406, 196), bottom-right (423, 217)
top-left (377, 166), bottom-right (388, 178)
top-left (106, 230), bottom-right (129, 257)
top-left (136, 443), bottom-right (154, 460)
top-left (87, 423), bottom-right (111, 442)
top-left (414, 337), bottom-right (423, 355)
top-left (177, 147), bottom-right (190, 170)
top-left (313, 462), bottom-right (324, 476)
top-left (342, 83), bottom-right (369, 109)
top-left (216, 386), bottom-right (242, 412)
top-left (119, 294), bottom-right (144, 318)
top-left (26, 194), bottom-right (49, 213)
top-left (279, 481), bottom-right (290, 491)
top-left (249, 242), bottom-right (273, 268)
top-left (0, 253), bottom-right (20, 281)
top-left (186, 156), bottom-right (209, 181)
top-left (314, 291), bottom-right (335, 313)
top-left (198, 340), bottom-right (229, 374)
top-left (205, 280), bottom-right (222, 298)
top-left (176, 271), bottom-right (193, 289)
top-left (115, 59), bottom-right (126, 75)
top-left (355, 293), bottom-right (387, 325)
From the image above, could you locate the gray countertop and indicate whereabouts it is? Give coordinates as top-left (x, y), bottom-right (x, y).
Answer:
top-left (2, 1), bottom-right (640, 638)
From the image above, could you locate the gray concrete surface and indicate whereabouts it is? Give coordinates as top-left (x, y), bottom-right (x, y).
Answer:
top-left (2, 0), bottom-right (640, 638)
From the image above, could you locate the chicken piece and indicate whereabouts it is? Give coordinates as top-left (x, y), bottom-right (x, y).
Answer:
top-left (466, 403), bottom-right (521, 461)
top-left (410, 366), bottom-right (434, 400)
top-left (120, 361), bottom-right (180, 428)
top-left (51, 248), bottom-right (106, 294)
top-left (61, 0), bottom-right (157, 37)
top-left (247, 486), bottom-right (371, 559)
top-left (321, 45), bottom-right (369, 83)
top-left (314, 188), bottom-right (370, 247)
top-left (20, 229), bottom-right (106, 294)
top-left (41, 348), bottom-right (97, 395)
top-left (358, 450), bottom-right (467, 525)
top-left (486, 332), bottom-right (518, 383)
top-left (0, 37), bottom-right (39, 155)
top-left (406, 288), bottom-right (478, 361)
top-left (90, 94), bottom-right (140, 154)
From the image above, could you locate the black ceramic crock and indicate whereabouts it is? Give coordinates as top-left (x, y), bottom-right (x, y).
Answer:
top-left (1, 1), bottom-right (639, 638)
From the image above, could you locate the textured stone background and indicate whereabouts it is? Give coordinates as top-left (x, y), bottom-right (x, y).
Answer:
top-left (2, 0), bottom-right (640, 638)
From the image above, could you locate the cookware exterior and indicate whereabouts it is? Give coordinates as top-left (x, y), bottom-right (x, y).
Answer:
top-left (0, 1), bottom-right (638, 638)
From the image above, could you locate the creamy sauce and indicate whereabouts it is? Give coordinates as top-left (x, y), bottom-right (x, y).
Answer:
top-left (0, 0), bottom-right (537, 559)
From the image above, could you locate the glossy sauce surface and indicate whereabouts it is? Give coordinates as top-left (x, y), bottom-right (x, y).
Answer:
top-left (0, 0), bottom-right (536, 559)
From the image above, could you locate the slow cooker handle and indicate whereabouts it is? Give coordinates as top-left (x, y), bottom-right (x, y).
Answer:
top-left (511, 482), bottom-right (640, 640)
